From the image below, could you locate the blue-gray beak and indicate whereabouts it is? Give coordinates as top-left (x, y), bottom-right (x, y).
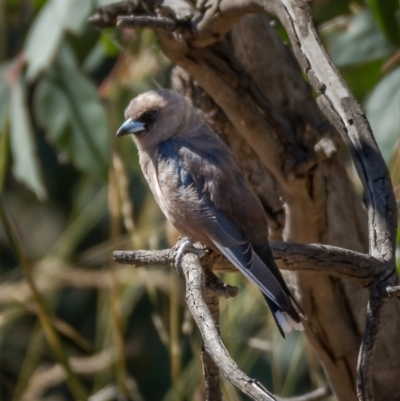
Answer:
top-left (116, 118), bottom-right (145, 137)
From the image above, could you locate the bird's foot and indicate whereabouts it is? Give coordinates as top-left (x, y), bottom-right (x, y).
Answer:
top-left (172, 238), bottom-right (203, 279)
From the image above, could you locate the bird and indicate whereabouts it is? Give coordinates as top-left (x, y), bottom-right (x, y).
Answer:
top-left (116, 89), bottom-right (303, 336)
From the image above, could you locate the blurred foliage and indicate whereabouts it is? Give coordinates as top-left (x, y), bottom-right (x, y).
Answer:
top-left (0, 0), bottom-right (399, 400)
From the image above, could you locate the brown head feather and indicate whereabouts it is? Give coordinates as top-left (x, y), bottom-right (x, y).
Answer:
top-left (124, 89), bottom-right (202, 151)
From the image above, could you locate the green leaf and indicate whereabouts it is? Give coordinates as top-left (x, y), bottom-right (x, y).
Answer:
top-left (365, 67), bottom-right (400, 163)
top-left (35, 65), bottom-right (110, 180)
top-left (65, 0), bottom-right (95, 35)
top-left (57, 40), bottom-right (79, 70)
top-left (366, 0), bottom-right (400, 45)
top-left (10, 78), bottom-right (47, 200)
top-left (25, 0), bottom-right (95, 80)
top-left (83, 40), bottom-right (107, 73)
top-left (325, 9), bottom-right (395, 67)
top-left (24, 0), bottom-right (70, 80)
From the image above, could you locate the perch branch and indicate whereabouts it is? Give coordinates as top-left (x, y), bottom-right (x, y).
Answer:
top-left (113, 240), bottom-right (386, 287)
top-left (113, 246), bottom-right (332, 401)
top-left (270, 242), bottom-right (384, 286)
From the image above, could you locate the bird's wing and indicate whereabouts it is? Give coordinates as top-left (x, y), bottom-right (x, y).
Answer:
top-left (158, 138), bottom-right (296, 315)
top-left (208, 208), bottom-right (294, 311)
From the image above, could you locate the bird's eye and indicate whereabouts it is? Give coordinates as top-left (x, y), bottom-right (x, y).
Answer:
top-left (138, 110), bottom-right (158, 128)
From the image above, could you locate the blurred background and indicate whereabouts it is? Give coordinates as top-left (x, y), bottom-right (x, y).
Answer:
top-left (0, 0), bottom-right (399, 400)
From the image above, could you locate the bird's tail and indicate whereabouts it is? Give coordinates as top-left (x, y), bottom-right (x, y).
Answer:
top-left (264, 296), bottom-right (304, 338)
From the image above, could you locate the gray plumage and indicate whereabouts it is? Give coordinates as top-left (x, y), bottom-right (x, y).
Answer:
top-left (117, 89), bottom-right (303, 336)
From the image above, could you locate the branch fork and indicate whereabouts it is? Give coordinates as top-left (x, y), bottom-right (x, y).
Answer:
top-left (113, 240), bottom-right (330, 401)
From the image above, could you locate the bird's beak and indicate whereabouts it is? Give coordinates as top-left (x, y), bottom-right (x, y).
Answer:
top-left (116, 118), bottom-right (145, 137)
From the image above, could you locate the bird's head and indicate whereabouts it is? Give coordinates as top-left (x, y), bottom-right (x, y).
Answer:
top-left (116, 89), bottom-right (196, 151)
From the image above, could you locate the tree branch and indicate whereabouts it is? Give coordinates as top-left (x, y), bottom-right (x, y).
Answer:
top-left (116, 16), bottom-right (193, 34)
top-left (113, 241), bottom-right (385, 287)
top-left (270, 0), bottom-right (397, 264)
top-left (88, 1), bottom-right (143, 29)
top-left (181, 252), bottom-right (278, 401)
top-left (356, 287), bottom-right (385, 401)
top-left (270, 242), bottom-right (384, 286)
top-left (113, 245), bottom-right (333, 401)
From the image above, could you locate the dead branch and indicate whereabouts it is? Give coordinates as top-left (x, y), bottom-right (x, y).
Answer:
top-left (116, 15), bottom-right (192, 34)
top-left (181, 251), bottom-right (278, 401)
top-left (113, 241), bottom-right (385, 287)
top-left (113, 245), bottom-right (333, 401)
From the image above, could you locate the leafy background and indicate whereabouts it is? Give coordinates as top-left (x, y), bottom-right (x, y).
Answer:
top-left (0, 0), bottom-right (399, 400)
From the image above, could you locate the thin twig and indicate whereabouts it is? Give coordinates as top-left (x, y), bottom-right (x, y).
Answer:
top-left (117, 16), bottom-right (192, 34)
top-left (204, 269), bottom-right (239, 298)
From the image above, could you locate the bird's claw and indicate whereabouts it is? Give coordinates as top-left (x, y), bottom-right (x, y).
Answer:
top-left (172, 238), bottom-right (199, 279)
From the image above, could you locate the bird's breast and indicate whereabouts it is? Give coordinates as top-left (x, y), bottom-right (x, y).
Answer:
top-left (139, 146), bottom-right (212, 246)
